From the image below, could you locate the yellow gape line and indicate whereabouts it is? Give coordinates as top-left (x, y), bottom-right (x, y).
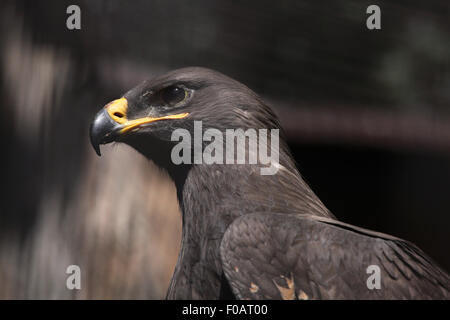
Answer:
top-left (119, 113), bottom-right (190, 133)
top-left (105, 97), bottom-right (189, 133)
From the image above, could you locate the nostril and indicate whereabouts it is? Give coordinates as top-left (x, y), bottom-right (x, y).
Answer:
top-left (114, 112), bottom-right (124, 118)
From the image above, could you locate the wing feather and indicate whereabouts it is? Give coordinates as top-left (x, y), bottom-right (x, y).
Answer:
top-left (220, 213), bottom-right (450, 299)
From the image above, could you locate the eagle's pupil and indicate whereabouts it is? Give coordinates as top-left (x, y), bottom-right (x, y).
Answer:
top-left (161, 86), bottom-right (185, 105)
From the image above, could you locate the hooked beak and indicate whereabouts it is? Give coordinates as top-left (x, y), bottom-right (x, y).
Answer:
top-left (89, 97), bottom-right (189, 156)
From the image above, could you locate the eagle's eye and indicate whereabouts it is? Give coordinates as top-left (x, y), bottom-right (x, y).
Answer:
top-left (160, 85), bottom-right (186, 106)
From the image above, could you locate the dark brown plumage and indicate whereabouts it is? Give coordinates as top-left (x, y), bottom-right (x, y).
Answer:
top-left (90, 67), bottom-right (450, 299)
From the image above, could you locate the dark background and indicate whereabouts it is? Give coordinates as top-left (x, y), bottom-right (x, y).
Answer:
top-left (0, 0), bottom-right (449, 298)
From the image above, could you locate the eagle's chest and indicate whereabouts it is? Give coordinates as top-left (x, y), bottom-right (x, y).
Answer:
top-left (166, 237), bottom-right (224, 299)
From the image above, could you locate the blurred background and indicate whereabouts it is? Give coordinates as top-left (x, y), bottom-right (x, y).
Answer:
top-left (0, 0), bottom-right (449, 299)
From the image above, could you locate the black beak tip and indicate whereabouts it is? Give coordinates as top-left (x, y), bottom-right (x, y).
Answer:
top-left (94, 146), bottom-right (102, 156)
top-left (89, 121), bottom-right (102, 157)
top-left (90, 108), bottom-right (120, 157)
